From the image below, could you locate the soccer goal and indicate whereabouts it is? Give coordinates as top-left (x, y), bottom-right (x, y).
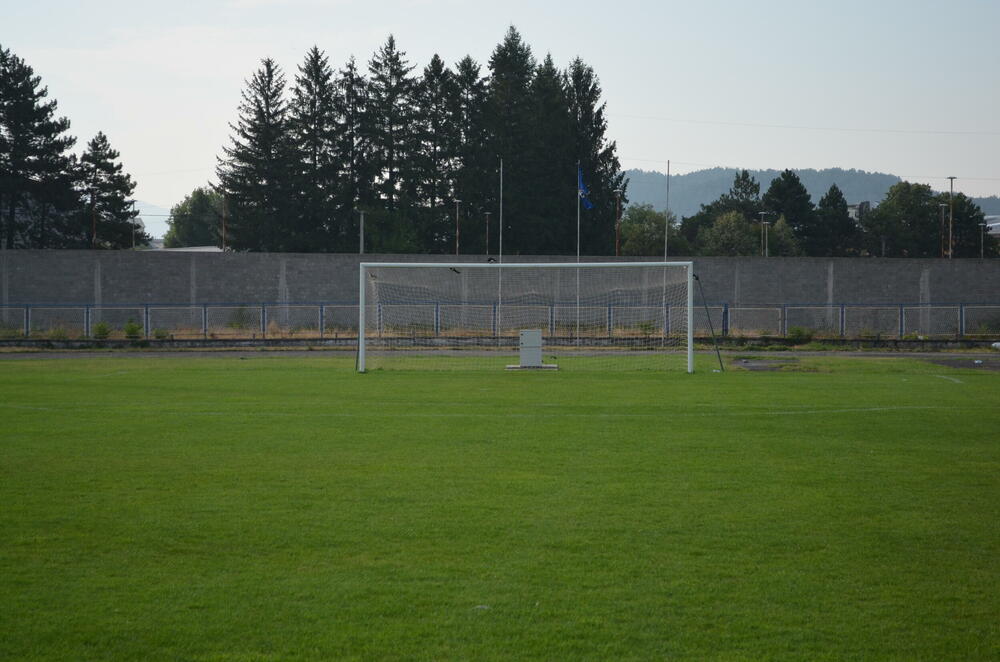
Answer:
top-left (357, 261), bottom-right (694, 372)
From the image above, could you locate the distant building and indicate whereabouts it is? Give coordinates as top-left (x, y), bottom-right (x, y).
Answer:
top-left (986, 216), bottom-right (1000, 237)
top-left (847, 201), bottom-right (871, 223)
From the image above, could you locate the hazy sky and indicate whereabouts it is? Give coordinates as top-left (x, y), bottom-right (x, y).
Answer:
top-left (6, 0), bottom-right (999, 235)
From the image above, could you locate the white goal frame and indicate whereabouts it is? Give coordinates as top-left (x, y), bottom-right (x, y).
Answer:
top-left (357, 261), bottom-right (694, 373)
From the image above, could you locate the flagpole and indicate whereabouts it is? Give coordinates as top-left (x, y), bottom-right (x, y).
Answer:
top-left (497, 157), bottom-right (503, 345)
top-left (575, 161), bottom-right (581, 344)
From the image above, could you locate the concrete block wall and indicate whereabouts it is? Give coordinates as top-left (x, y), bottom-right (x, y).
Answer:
top-left (1, 250), bottom-right (998, 306)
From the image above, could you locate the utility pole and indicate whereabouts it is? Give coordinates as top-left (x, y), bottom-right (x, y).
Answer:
top-left (614, 189), bottom-right (622, 256)
top-left (222, 193), bottom-right (228, 251)
top-left (948, 176), bottom-right (956, 259)
top-left (938, 203), bottom-right (947, 258)
top-left (664, 159), bottom-right (670, 259)
top-left (91, 195), bottom-right (97, 249)
top-left (981, 222), bottom-right (988, 260)
top-left (131, 201), bottom-right (136, 249)
top-left (454, 199), bottom-right (461, 255)
top-left (484, 211), bottom-right (491, 256)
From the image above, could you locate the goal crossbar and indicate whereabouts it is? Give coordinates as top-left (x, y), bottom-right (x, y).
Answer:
top-left (358, 261), bottom-right (694, 373)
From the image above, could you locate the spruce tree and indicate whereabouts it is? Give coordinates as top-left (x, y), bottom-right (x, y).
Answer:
top-left (288, 46), bottom-right (339, 251)
top-left (78, 132), bottom-right (147, 249)
top-left (216, 58), bottom-right (294, 252)
top-left (525, 54), bottom-right (573, 254)
top-left (412, 54), bottom-right (458, 252)
top-left (0, 45), bottom-right (78, 248)
top-left (567, 57), bottom-right (624, 255)
top-left (486, 27), bottom-right (536, 254)
top-left (367, 36), bottom-right (417, 215)
top-left (452, 56), bottom-right (490, 253)
top-left (333, 56), bottom-right (374, 251)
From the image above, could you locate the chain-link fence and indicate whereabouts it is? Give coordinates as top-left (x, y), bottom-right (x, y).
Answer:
top-left (3, 302), bottom-right (999, 340)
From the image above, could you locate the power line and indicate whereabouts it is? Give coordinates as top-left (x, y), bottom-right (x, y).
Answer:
top-left (610, 113), bottom-right (1000, 137)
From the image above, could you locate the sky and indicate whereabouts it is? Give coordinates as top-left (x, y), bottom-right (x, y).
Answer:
top-left (6, 0), bottom-right (1000, 237)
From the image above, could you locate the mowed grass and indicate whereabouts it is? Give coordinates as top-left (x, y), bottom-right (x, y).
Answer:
top-left (1, 353), bottom-right (998, 661)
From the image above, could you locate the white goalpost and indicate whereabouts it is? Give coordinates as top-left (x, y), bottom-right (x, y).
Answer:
top-left (357, 261), bottom-right (694, 372)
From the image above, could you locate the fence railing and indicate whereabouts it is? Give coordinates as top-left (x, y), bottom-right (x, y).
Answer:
top-left (2, 302), bottom-right (999, 340)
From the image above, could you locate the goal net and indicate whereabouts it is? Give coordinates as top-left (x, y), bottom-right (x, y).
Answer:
top-left (357, 261), bottom-right (693, 372)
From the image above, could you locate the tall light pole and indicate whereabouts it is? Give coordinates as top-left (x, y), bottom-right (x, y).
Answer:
top-left (613, 189), bottom-right (623, 257)
top-left (757, 211), bottom-right (773, 256)
top-left (948, 176), bottom-right (956, 259)
top-left (454, 199), bottom-right (461, 255)
top-left (981, 222), bottom-right (988, 260)
top-left (938, 203), bottom-right (947, 258)
top-left (484, 211), bottom-right (491, 256)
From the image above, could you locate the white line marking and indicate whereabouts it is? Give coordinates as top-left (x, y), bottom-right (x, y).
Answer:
top-left (934, 375), bottom-right (964, 384)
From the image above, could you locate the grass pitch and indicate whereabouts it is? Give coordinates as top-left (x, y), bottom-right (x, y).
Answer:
top-left (1, 353), bottom-right (998, 660)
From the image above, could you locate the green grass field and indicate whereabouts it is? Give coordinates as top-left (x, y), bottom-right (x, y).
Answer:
top-left (1, 353), bottom-right (998, 660)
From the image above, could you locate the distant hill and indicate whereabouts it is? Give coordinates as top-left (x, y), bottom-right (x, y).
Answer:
top-left (625, 167), bottom-right (1000, 218)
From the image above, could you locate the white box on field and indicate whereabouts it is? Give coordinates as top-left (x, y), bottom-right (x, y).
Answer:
top-left (519, 329), bottom-right (543, 367)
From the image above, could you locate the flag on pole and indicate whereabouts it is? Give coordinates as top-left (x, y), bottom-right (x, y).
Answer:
top-left (577, 167), bottom-right (594, 210)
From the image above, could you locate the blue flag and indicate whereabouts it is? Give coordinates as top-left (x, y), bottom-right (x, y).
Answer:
top-left (577, 167), bottom-right (594, 211)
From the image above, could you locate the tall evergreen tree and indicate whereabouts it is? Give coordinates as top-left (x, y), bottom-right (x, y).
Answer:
top-left (77, 132), bottom-right (147, 249)
top-left (486, 27), bottom-right (536, 255)
top-left (216, 58), bottom-right (294, 251)
top-left (0, 45), bottom-right (79, 248)
top-left (762, 169), bottom-right (817, 253)
top-left (567, 57), bottom-right (625, 255)
top-left (332, 56), bottom-right (373, 251)
top-left (525, 54), bottom-right (573, 254)
top-left (288, 46), bottom-right (339, 251)
top-left (367, 36), bottom-right (417, 215)
top-left (412, 54), bottom-right (458, 252)
top-left (452, 56), bottom-right (491, 254)
top-left (815, 184), bottom-right (858, 256)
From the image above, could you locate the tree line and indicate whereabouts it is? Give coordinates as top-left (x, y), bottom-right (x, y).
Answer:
top-left (203, 27), bottom-right (624, 254)
top-left (619, 169), bottom-right (997, 258)
top-left (0, 44), bottom-right (148, 249)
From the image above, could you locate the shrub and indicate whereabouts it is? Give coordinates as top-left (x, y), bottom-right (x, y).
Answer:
top-left (49, 326), bottom-right (69, 340)
top-left (786, 326), bottom-right (814, 344)
top-left (92, 321), bottom-right (110, 339)
top-left (124, 319), bottom-right (143, 339)
top-left (153, 328), bottom-right (170, 340)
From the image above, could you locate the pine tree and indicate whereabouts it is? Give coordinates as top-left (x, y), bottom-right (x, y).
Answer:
top-left (452, 56), bottom-right (491, 254)
top-left (815, 184), bottom-right (858, 256)
top-left (567, 57), bottom-right (624, 255)
top-left (216, 58), bottom-right (294, 252)
top-left (412, 54), bottom-right (458, 252)
top-left (762, 170), bottom-right (817, 254)
top-left (860, 182), bottom-right (936, 257)
top-left (78, 132), bottom-right (147, 249)
top-left (681, 170), bottom-right (761, 253)
top-left (0, 45), bottom-right (78, 248)
top-left (332, 56), bottom-right (374, 251)
top-left (288, 46), bottom-right (340, 251)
